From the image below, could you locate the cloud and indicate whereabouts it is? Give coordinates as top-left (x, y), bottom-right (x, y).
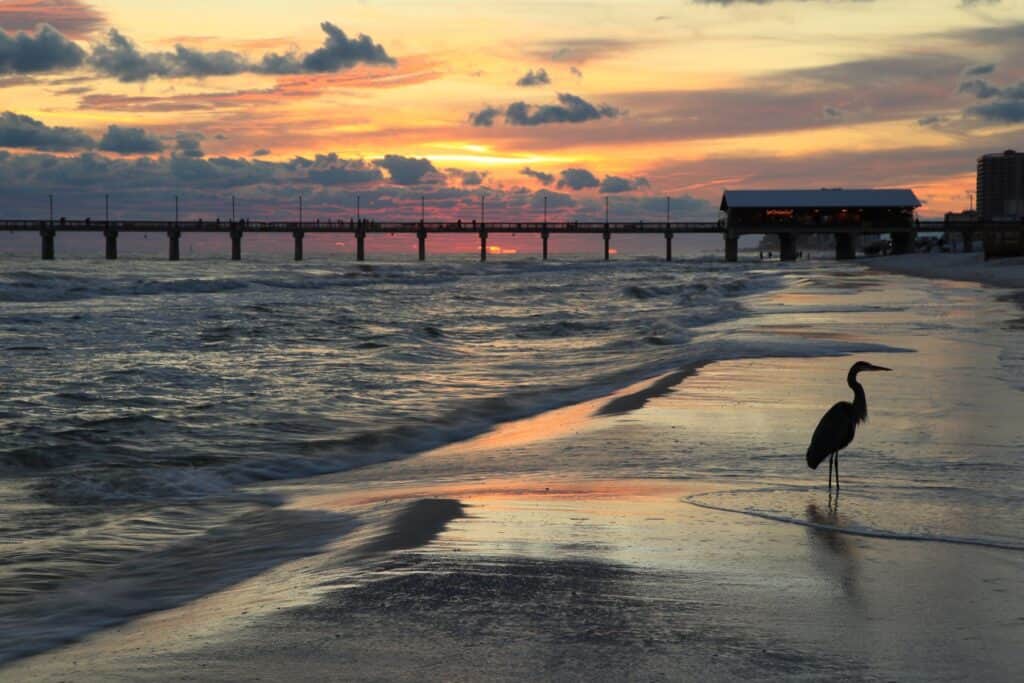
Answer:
top-left (373, 154), bottom-right (440, 185)
top-left (959, 78), bottom-right (1001, 98)
top-left (258, 21), bottom-right (395, 74)
top-left (599, 175), bottom-right (649, 193)
top-left (528, 38), bottom-right (642, 65)
top-left (252, 148), bottom-right (271, 157)
top-left (504, 93), bottom-right (622, 126)
top-left (175, 132), bottom-right (204, 158)
top-left (822, 105), bottom-right (843, 120)
top-left (468, 106), bottom-right (500, 127)
top-left (917, 115), bottom-right (945, 126)
top-left (530, 189), bottom-right (574, 211)
top-left (964, 63), bottom-right (995, 76)
top-left (516, 68), bottom-right (550, 87)
top-left (0, 110), bottom-right (93, 150)
top-left (89, 22), bottom-right (395, 82)
top-left (570, 66), bottom-right (583, 78)
top-left (966, 82), bottom-right (1024, 122)
top-left (97, 125), bottom-right (164, 154)
top-left (557, 168), bottom-right (600, 190)
top-left (520, 167), bottom-right (554, 185)
top-left (446, 168), bottom-right (486, 186)
top-left (0, 147), bottom-right (718, 224)
top-left (305, 154), bottom-right (383, 184)
top-left (0, 23), bottom-right (86, 74)
top-left (0, 1), bottom-right (106, 38)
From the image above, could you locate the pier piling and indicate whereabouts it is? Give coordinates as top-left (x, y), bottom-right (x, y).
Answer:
top-left (541, 228), bottom-right (549, 260)
top-left (603, 230), bottom-right (611, 261)
top-left (665, 230), bottom-right (673, 262)
top-left (835, 233), bottom-right (856, 260)
top-left (168, 229), bottom-right (181, 261)
top-left (230, 224), bottom-right (243, 261)
top-left (418, 225), bottom-right (427, 261)
top-left (293, 230), bottom-right (304, 261)
top-left (479, 228), bottom-right (488, 262)
top-left (891, 231), bottom-right (914, 255)
top-left (356, 227), bottom-right (366, 262)
top-left (40, 226), bottom-right (55, 260)
top-left (725, 235), bottom-right (738, 262)
top-left (779, 233), bottom-right (798, 261)
top-left (104, 229), bottom-right (118, 260)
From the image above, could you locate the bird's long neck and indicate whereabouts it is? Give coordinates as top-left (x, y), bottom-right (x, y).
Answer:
top-left (847, 370), bottom-right (867, 423)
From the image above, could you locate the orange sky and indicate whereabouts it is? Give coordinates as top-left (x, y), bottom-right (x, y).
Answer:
top-left (1, 0), bottom-right (1023, 220)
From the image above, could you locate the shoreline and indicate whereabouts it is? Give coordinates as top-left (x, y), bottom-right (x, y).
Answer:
top-left (863, 252), bottom-right (1024, 290)
top-left (4, 263), bottom-right (1023, 680)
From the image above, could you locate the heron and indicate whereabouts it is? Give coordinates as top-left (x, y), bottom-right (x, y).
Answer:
top-left (806, 361), bottom-right (891, 491)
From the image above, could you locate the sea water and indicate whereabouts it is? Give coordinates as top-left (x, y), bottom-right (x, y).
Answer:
top-left (0, 255), bottom-right (1020, 663)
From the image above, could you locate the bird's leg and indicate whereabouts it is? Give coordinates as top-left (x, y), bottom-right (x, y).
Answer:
top-left (835, 453), bottom-right (840, 490)
top-left (828, 453), bottom-right (834, 491)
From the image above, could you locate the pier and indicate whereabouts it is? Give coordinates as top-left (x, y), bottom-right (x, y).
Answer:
top-left (1, 216), bottom-right (1017, 262)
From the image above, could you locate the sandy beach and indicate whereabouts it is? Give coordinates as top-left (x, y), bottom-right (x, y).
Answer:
top-left (3, 261), bottom-right (1022, 682)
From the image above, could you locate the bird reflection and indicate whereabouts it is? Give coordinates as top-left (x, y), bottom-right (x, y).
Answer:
top-left (806, 502), bottom-right (861, 605)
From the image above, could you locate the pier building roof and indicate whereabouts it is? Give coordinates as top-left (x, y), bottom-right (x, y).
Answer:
top-left (721, 189), bottom-right (921, 211)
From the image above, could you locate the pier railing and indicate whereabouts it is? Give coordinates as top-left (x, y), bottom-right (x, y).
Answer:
top-left (2, 218), bottom-right (1019, 262)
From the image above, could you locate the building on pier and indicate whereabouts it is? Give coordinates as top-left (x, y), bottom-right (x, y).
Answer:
top-left (720, 188), bottom-right (921, 260)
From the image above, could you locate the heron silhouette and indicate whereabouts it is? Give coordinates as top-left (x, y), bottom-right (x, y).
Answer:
top-left (806, 361), bottom-right (891, 491)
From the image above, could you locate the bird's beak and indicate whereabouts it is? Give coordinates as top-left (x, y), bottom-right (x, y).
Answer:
top-left (866, 364), bottom-right (892, 372)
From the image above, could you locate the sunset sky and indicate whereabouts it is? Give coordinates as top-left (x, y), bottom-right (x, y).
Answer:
top-left (1, 0), bottom-right (1023, 224)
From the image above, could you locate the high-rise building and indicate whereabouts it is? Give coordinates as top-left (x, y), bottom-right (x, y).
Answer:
top-left (977, 150), bottom-right (1024, 220)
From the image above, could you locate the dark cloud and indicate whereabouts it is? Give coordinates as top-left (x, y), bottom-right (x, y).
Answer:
top-left (0, 148), bottom-right (716, 224)
top-left (258, 21), bottom-right (395, 74)
top-left (966, 81), bottom-right (1024, 122)
top-left (557, 168), bottom-right (600, 190)
top-left (97, 125), bottom-right (164, 154)
top-left (822, 105), bottom-right (843, 120)
top-left (373, 154), bottom-right (440, 185)
top-left (959, 78), bottom-right (1001, 98)
top-left (530, 189), bottom-right (574, 211)
top-left (89, 29), bottom-right (174, 81)
top-left (175, 132), bottom-right (204, 158)
top-left (964, 63), bottom-right (995, 76)
top-left (516, 68), bottom-right (550, 87)
top-left (504, 93), bottom-right (622, 126)
top-left (599, 175), bottom-right (649, 193)
top-left (468, 106), bottom-right (500, 127)
top-left (0, 23), bottom-right (86, 74)
top-left (89, 22), bottom-right (394, 82)
top-left (446, 168), bottom-right (486, 186)
top-left (252, 148), bottom-right (271, 157)
top-left (520, 167), bottom-right (554, 185)
top-left (306, 154), bottom-right (383, 184)
top-left (0, 1), bottom-right (106, 38)
top-left (570, 66), bottom-right (583, 78)
top-left (0, 110), bottom-right (93, 151)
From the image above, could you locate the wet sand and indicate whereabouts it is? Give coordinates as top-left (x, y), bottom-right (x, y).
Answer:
top-left (867, 252), bottom-right (1024, 289)
top-left (5, 267), bottom-right (1023, 682)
